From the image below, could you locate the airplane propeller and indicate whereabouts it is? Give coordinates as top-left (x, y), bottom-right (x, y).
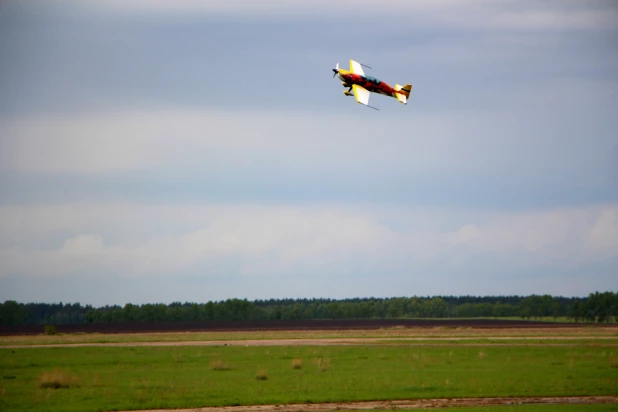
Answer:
top-left (332, 63), bottom-right (339, 78)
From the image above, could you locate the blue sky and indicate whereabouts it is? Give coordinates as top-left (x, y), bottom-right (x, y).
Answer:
top-left (1, 0), bottom-right (617, 305)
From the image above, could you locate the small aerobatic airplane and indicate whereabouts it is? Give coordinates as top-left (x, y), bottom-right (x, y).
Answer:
top-left (332, 60), bottom-right (412, 110)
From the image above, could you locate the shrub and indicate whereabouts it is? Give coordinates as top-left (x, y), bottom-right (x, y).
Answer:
top-left (210, 358), bottom-right (230, 371)
top-left (291, 358), bottom-right (303, 370)
top-left (255, 369), bottom-right (268, 380)
top-left (39, 369), bottom-right (78, 389)
top-left (313, 357), bottom-right (330, 372)
top-left (44, 325), bottom-right (56, 335)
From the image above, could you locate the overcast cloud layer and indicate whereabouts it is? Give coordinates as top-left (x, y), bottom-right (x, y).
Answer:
top-left (0, 0), bottom-right (616, 305)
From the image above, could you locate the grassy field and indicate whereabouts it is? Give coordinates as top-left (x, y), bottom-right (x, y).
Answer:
top-left (1, 343), bottom-right (616, 411)
top-left (1, 325), bottom-right (617, 346)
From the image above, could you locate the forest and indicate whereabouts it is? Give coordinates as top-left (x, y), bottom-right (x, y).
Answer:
top-left (0, 292), bottom-right (616, 326)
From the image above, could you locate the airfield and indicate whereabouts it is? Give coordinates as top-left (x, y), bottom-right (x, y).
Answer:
top-left (1, 319), bottom-right (617, 411)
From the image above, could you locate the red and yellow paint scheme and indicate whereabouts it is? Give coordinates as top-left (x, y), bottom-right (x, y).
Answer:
top-left (332, 60), bottom-right (412, 109)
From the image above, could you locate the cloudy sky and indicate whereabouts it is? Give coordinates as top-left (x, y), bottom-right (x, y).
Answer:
top-left (1, 0), bottom-right (617, 306)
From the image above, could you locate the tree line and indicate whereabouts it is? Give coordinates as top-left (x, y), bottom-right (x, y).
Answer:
top-left (1, 292), bottom-right (616, 325)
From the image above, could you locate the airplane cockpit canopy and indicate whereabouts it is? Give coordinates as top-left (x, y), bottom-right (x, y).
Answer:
top-left (364, 75), bottom-right (381, 84)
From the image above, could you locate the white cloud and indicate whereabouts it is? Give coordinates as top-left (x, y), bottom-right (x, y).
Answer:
top-left (61, 235), bottom-right (105, 254)
top-left (0, 109), bottom-right (330, 173)
top-left (1, 202), bottom-right (616, 286)
top-left (584, 208), bottom-right (618, 261)
top-left (93, 0), bottom-right (618, 31)
top-left (1, 104), bottom-right (612, 195)
top-left (446, 207), bottom-right (618, 267)
top-left (0, 111), bottom-right (159, 173)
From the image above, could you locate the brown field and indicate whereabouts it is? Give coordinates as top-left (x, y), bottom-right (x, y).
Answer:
top-left (0, 318), bottom-right (607, 336)
top-left (1, 319), bottom-right (616, 348)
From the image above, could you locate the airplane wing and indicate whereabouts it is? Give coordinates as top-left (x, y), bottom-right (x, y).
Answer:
top-left (352, 84), bottom-right (370, 106)
top-left (350, 60), bottom-right (365, 75)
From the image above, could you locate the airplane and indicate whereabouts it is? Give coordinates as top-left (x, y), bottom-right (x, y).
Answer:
top-left (332, 60), bottom-right (412, 110)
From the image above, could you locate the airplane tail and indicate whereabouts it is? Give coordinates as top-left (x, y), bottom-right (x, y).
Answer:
top-left (395, 84), bottom-right (412, 104)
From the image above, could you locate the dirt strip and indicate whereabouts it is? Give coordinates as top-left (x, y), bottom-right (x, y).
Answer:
top-left (3, 336), bottom-right (618, 349)
top-left (118, 396), bottom-right (618, 412)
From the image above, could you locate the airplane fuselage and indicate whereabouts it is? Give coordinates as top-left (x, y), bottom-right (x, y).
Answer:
top-left (338, 72), bottom-right (404, 99)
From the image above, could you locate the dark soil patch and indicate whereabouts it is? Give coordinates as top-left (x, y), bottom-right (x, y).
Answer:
top-left (0, 319), bottom-right (602, 336)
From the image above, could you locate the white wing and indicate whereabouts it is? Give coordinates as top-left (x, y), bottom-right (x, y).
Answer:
top-left (350, 60), bottom-right (365, 75)
top-left (352, 84), bottom-right (370, 106)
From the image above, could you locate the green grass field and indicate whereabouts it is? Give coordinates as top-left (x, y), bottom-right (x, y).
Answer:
top-left (1, 344), bottom-right (616, 412)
